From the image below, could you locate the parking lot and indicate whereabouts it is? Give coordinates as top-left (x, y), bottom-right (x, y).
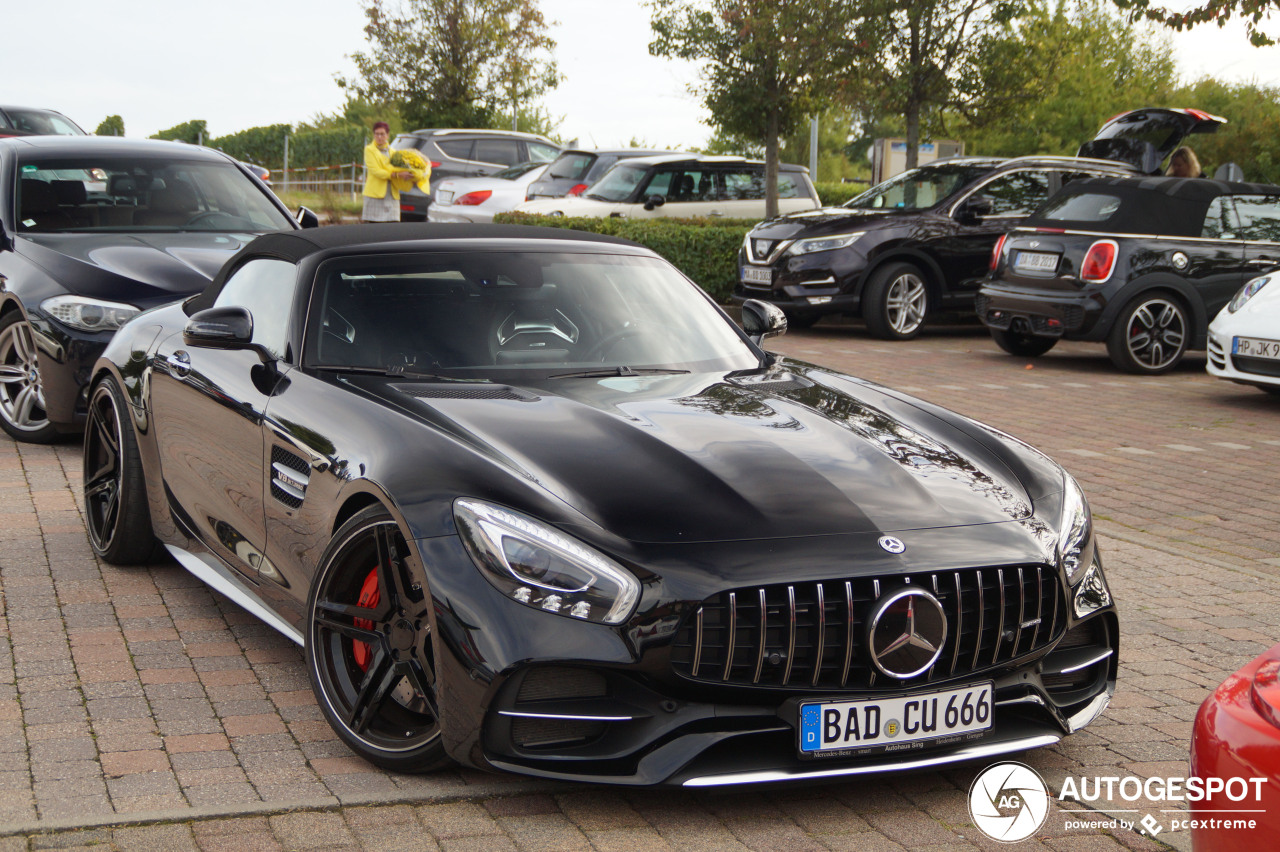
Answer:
top-left (1, 321), bottom-right (1278, 851)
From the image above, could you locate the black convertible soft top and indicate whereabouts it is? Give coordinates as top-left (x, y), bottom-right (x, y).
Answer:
top-left (187, 223), bottom-right (645, 314)
top-left (1025, 176), bottom-right (1280, 237)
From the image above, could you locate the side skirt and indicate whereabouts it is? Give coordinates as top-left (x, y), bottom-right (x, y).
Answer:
top-left (164, 544), bottom-right (304, 646)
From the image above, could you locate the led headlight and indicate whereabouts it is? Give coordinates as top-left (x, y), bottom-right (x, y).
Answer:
top-left (784, 232), bottom-right (865, 257)
top-left (454, 499), bottom-right (640, 625)
top-left (1228, 275), bottom-right (1270, 313)
top-left (41, 296), bottom-right (140, 332)
top-left (1057, 473), bottom-right (1093, 583)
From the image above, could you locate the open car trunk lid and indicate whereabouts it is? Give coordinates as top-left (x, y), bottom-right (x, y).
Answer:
top-left (1077, 108), bottom-right (1227, 174)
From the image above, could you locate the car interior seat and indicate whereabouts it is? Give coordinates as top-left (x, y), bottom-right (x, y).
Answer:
top-left (135, 181), bottom-right (200, 227)
top-left (18, 180), bottom-right (74, 231)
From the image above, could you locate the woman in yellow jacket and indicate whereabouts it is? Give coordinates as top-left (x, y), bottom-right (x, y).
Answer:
top-left (362, 122), bottom-right (416, 223)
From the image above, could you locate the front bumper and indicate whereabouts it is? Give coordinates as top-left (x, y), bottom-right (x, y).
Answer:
top-left (732, 247), bottom-right (865, 318)
top-left (421, 530), bottom-right (1119, 786)
top-left (28, 311), bottom-right (115, 429)
top-left (977, 283), bottom-right (1106, 341)
top-left (1207, 324), bottom-right (1280, 388)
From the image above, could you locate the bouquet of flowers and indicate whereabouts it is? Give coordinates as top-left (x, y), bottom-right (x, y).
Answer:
top-left (390, 148), bottom-right (430, 192)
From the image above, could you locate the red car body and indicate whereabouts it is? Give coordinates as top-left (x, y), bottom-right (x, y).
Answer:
top-left (1191, 643), bottom-right (1280, 851)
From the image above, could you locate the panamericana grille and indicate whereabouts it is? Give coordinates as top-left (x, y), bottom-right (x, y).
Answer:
top-left (671, 566), bottom-right (1064, 690)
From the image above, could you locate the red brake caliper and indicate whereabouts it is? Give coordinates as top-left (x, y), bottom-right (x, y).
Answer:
top-left (352, 568), bottom-right (381, 671)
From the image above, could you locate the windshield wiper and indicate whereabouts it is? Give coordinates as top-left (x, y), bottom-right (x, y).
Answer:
top-left (583, 193), bottom-right (610, 201)
top-left (318, 364), bottom-right (457, 381)
top-left (549, 366), bottom-right (690, 379)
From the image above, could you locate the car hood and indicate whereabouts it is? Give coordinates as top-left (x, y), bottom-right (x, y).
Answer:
top-left (748, 207), bottom-right (912, 240)
top-left (375, 362), bottom-right (1049, 544)
top-left (18, 232), bottom-right (258, 305)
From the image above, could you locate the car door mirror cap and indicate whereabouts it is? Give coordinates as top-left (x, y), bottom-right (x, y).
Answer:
top-left (958, 196), bottom-right (993, 223)
top-left (184, 306), bottom-right (274, 363)
top-left (643, 194), bottom-right (666, 211)
top-left (295, 206), bottom-right (320, 229)
top-left (741, 299), bottom-right (788, 344)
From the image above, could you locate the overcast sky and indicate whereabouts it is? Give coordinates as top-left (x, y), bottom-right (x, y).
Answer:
top-left (2, 0), bottom-right (1278, 153)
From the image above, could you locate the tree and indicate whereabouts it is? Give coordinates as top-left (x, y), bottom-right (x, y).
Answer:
top-left (339, 0), bottom-right (560, 130)
top-left (151, 120), bottom-right (207, 145)
top-left (649, 0), bottom-right (868, 217)
top-left (95, 115), bottom-right (125, 137)
top-left (1111, 0), bottom-right (1279, 45)
top-left (853, 0), bottom-right (1052, 175)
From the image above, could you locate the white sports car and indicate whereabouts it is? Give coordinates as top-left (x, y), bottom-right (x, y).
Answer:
top-left (1207, 271), bottom-right (1280, 395)
top-left (427, 162), bottom-right (548, 224)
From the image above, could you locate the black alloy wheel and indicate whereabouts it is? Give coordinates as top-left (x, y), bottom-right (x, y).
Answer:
top-left (0, 311), bottom-right (58, 443)
top-left (863, 262), bottom-right (929, 340)
top-left (1106, 293), bottom-right (1190, 374)
top-left (990, 328), bottom-right (1058, 358)
top-left (306, 506), bottom-right (450, 772)
top-left (83, 378), bottom-right (156, 564)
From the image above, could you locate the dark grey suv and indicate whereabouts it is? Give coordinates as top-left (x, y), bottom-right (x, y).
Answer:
top-left (390, 129), bottom-right (561, 221)
top-left (525, 148), bottom-right (686, 201)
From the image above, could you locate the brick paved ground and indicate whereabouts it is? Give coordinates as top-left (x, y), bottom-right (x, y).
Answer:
top-left (1, 322), bottom-right (1277, 850)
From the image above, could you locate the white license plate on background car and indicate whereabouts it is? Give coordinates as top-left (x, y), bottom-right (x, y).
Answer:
top-left (741, 266), bottom-right (772, 285)
top-left (437, 191), bottom-right (454, 204)
top-left (1014, 251), bottom-right (1058, 273)
top-left (1233, 336), bottom-right (1280, 359)
top-left (799, 682), bottom-right (992, 754)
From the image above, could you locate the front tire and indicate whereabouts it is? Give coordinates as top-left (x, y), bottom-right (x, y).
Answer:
top-left (306, 506), bottom-right (450, 773)
top-left (0, 311), bottom-right (59, 443)
top-left (863, 262), bottom-right (929, 340)
top-left (990, 328), bottom-right (1058, 358)
top-left (84, 378), bottom-right (156, 564)
top-left (1106, 293), bottom-right (1189, 374)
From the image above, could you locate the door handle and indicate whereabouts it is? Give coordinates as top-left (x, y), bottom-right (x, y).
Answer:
top-left (1246, 259), bottom-right (1276, 266)
top-left (165, 351), bottom-right (191, 378)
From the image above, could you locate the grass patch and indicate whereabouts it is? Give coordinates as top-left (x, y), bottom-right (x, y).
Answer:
top-left (272, 190), bottom-right (363, 221)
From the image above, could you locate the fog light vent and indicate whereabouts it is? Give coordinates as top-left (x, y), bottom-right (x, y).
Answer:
top-left (510, 717), bottom-right (605, 748)
top-left (517, 667), bottom-right (608, 703)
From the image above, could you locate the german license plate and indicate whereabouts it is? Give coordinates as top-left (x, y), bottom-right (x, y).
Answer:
top-left (437, 191), bottom-right (454, 204)
top-left (799, 682), bottom-right (993, 755)
top-left (741, 265), bottom-right (772, 285)
top-left (1234, 336), bottom-right (1280, 360)
top-left (1014, 251), bottom-right (1058, 273)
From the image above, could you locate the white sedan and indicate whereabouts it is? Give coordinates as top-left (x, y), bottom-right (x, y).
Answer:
top-left (1207, 271), bottom-right (1280, 395)
top-left (514, 154), bottom-right (820, 219)
top-left (427, 162), bottom-right (548, 224)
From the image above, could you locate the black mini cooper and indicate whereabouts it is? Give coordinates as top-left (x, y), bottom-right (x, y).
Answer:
top-left (978, 176), bottom-right (1280, 373)
top-left (735, 108), bottom-right (1227, 338)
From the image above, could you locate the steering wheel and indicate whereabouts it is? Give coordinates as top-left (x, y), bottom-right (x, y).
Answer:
top-left (581, 321), bottom-right (664, 362)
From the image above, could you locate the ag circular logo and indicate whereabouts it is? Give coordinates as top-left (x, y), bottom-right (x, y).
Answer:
top-left (968, 762), bottom-right (1051, 843)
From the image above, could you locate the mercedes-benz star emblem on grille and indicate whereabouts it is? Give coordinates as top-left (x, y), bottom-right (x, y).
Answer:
top-left (878, 536), bottom-right (905, 554)
top-left (867, 588), bottom-right (948, 679)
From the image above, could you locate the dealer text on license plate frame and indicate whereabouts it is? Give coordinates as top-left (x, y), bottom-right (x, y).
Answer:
top-left (1014, 251), bottom-right (1058, 273)
top-left (741, 265), bottom-right (773, 286)
top-left (798, 682), bottom-right (993, 756)
top-left (1233, 336), bottom-right (1280, 360)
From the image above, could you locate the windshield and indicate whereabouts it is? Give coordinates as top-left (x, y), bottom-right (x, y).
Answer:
top-left (15, 155), bottom-right (294, 233)
top-left (309, 251), bottom-right (759, 376)
top-left (844, 164), bottom-right (990, 211)
top-left (587, 164), bottom-right (647, 202)
top-left (3, 108), bottom-right (84, 135)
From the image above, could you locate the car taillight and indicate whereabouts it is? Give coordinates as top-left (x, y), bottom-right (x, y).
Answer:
top-left (1186, 108), bottom-right (1212, 122)
top-left (1251, 659), bottom-right (1280, 729)
top-left (990, 233), bottom-right (1008, 272)
top-left (567, 184), bottom-right (588, 196)
top-left (1080, 240), bottom-right (1118, 283)
top-left (430, 161), bottom-right (442, 169)
top-left (455, 190), bottom-right (492, 206)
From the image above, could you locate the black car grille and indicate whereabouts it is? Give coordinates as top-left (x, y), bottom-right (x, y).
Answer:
top-left (1232, 354), bottom-right (1280, 378)
top-left (671, 566), bottom-right (1064, 690)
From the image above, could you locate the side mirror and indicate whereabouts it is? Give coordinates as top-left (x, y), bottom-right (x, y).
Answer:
top-left (741, 299), bottom-right (787, 344)
top-left (643, 194), bottom-right (666, 211)
top-left (296, 206), bottom-right (320, 229)
top-left (184, 306), bottom-right (255, 348)
top-left (958, 196), bottom-right (993, 223)
top-left (0, 219), bottom-right (10, 252)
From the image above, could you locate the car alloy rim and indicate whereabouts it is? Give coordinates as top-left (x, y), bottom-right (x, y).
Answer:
top-left (0, 320), bottom-right (50, 433)
top-left (83, 384), bottom-right (124, 551)
top-left (310, 519), bottom-right (441, 753)
top-left (1126, 298), bottom-right (1185, 370)
top-left (886, 273), bottom-right (927, 335)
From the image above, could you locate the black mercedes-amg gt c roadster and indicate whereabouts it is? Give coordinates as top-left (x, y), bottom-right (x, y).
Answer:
top-left (84, 223), bottom-right (1117, 786)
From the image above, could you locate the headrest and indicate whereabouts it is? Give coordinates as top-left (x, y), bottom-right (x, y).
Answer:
top-left (20, 179), bottom-right (58, 214)
top-left (150, 181), bottom-right (198, 212)
top-left (108, 174), bottom-right (138, 196)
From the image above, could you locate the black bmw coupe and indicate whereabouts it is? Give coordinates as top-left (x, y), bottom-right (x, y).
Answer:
top-left (86, 224), bottom-right (1117, 785)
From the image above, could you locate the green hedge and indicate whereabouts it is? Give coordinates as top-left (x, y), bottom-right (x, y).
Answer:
top-left (209, 125), bottom-right (367, 169)
top-left (495, 212), bottom-right (756, 302)
top-left (814, 180), bottom-right (865, 206)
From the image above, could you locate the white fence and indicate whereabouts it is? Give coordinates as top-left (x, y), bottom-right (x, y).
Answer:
top-left (273, 162), bottom-right (364, 197)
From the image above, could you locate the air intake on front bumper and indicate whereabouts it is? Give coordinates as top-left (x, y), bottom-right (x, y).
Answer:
top-left (671, 566), bottom-right (1064, 690)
